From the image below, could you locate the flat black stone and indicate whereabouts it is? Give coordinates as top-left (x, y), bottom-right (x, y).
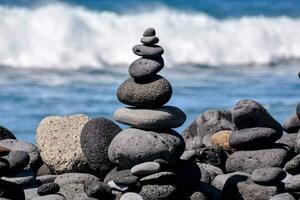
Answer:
top-left (141, 36), bottom-right (159, 46)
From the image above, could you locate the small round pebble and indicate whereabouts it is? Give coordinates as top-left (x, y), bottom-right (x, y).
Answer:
top-left (121, 192), bottom-right (143, 200)
top-left (269, 193), bottom-right (295, 200)
top-left (251, 167), bottom-right (286, 185)
top-left (143, 28), bottom-right (156, 36)
top-left (141, 36), bottom-right (159, 45)
top-left (37, 183), bottom-right (60, 196)
top-left (84, 180), bottom-right (112, 199)
top-left (131, 162), bottom-right (160, 176)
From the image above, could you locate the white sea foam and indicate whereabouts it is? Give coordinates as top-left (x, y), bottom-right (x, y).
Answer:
top-left (0, 3), bottom-right (300, 69)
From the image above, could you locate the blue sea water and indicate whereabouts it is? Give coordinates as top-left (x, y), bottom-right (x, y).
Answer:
top-left (0, 0), bottom-right (299, 143)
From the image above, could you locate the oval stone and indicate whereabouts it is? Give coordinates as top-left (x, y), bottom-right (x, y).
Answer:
top-left (143, 28), bottom-right (156, 36)
top-left (129, 57), bottom-right (164, 80)
top-left (251, 167), bottom-right (286, 185)
top-left (114, 106), bottom-right (186, 130)
top-left (117, 75), bottom-right (172, 108)
top-left (285, 154), bottom-right (300, 175)
top-left (37, 183), bottom-right (60, 196)
top-left (108, 128), bottom-right (185, 169)
top-left (131, 162), bottom-right (160, 176)
top-left (141, 36), bottom-right (159, 46)
top-left (121, 192), bottom-right (143, 200)
top-left (133, 44), bottom-right (164, 58)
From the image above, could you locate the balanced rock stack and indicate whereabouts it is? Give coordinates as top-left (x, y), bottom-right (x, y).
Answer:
top-left (107, 28), bottom-right (187, 199)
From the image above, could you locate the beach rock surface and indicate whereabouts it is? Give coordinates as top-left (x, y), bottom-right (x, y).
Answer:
top-left (0, 126), bottom-right (16, 140)
top-left (133, 44), bottom-right (164, 58)
top-left (251, 167), bottom-right (286, 185)
top-left (36, 114), bottom-right (89, 174)
top-left (283, 112), bottom-right (300, 133)
top-left (129, 57), bottom-right (164, 80)
top-left (211, 130), bottom-right (232, 151)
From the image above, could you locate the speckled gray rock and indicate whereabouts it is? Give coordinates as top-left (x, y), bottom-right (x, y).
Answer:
top-left (121, 192), bottom-right (143, 200)
top-left (285, 174), bottom-right (300, 192)
top-left (141, 36), bottom-right (159, 46)
top-left (114, 106), bottom-right (186, 130)
top-left (0, 126), bottom-right (16, 140)
top-left (231, 99), bottom-right (283, 133)
top-left (84, 180), bottom-right (112, 199)
top-left (197, 146), bottom-right (228, 170)
top-left (133, 45), bottom-right (164, 58)
top-left (54, 173), bottom-right (98, 200)
top-left (3, 150), bottom-right (30, 173)
top-left (36, 175), bottom-right (58, 185)
top-left (32, 194), bottom-right (66, 200)
top-left (37, 183), bottom-right (60, 196)
top-left (183, 110), bottom-right (234, 149)
top-left (229, 127), bottom-right (282, 150)
top-left (0, 139), bottom-right (41, 169)
top-left (225, 146), bottom-right (290, 174)
top-left (36, 114), bottom-right (90, 174)
top-left (80, 118), bottom-right (121, 179)
top-left (139, 184), bottom-right (178, 200)
top-left (197, 163), bottom-right (223, 181)
top-left (129, 58), bottom-right (164, 80)
top-left (285, 154), bottom-right (300, 175)
top-left (131, 162), bottom-right (160, 176)
top-left (283, 112), bottom-right (300, 133)
top-left (37, 164), bottom-right (53, 176)
top-left (24, 187), bottom-right (39, 200)
top-left (143, 28), bottom-right (156, 37)
top-left (276, 133), bottom-right (299, 154)
top-left (117, 75), bottom-right (172, 108)
top-left (269, 193), bottom-right (296, 200)
top-left (251, 167), bottom-right (286, 185)
top-left (108, 128), bottom-right (185, 169)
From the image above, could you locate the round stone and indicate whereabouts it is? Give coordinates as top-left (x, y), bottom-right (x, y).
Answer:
top-left (0, 126), bottom-right (16, 141)
top-left (84, 180), bottom-right (112, 199)
top-left (80, 118), bottom-right (121, 179)
top-left (36, 114), bottom-right (90, 174)
top-left (131, 162), bottom-right (160, 176)
top-left (225, 146), bottom-right (290, 174)
top-left (3, 150), bottom-right (30, 173)
top-left (129, 57), bottom-right (164, 80)
top-left (283, 112), bottom-right (300, 133)
top-left (141, 36), bottom-right (159, 46)
top-left (108, 128), bottom-right (185, 169)
top-left (251, 167), bottom-right (286, 185)
top-left (133, 45), bottom-right (164, 58)
top-left (0, 139), bottom-right (41, 169)
top-left (143, 28), bottom-right (156, 36)
top-left (117, 75), bottom-right (172, 108)
top-left (285, 154), bottom-right (300, 175)
top-left (139, 184), bottom-right (178, 200)
top-left (37, 183), bottom-right (60, 196)
top-left (211, 130), bottom-right (232, 151)
top-left (121, 192), bottom-right (143, 200)
top-left (114, 106), bottom-right (186, 130)
top-left (269, 193), bottom-right (296, 200)
top-left (229, 127), bottom-right (282, 150)
top-left (285, 174), bottom-right (300, 192)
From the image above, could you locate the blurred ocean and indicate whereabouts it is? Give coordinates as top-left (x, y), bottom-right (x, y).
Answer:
top-left (0, 0), bottom-right (299, 142)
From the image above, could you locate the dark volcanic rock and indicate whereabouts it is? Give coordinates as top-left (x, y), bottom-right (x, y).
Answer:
top-left (3, 150), bottom-right (30, 173)
top-left (231, 99), bottom-right (283, 133)
top-left (0, 126), bottom-right (16, 140)
top-left (139, 184), bottom-right (178, 200)
top-left (37, 183), bottom-right (60, 196)
top-left (80, 118), bottom-right (122, 179)
top-left (225, 145), bottom-right (290, 174)
top-left (197, 146), bottom-right (228, 170)
top-left (183, 110), bottom-right (234, 149)
top-left (141, 36), bottom-right (159, 46)
top-left (117, 75), bottom-right (172, 108)
top-left (285, 154), bottom-right (300, 175)
top-left (251, 167), bottom-right (286, 185)
top-left (84, 180), bottom-right (112, 199)
top-left (283, 112), bottom-right (300, 133)
top-left (229, 127), bottom-right (282, 150)
top-left (132, 44), bottom-right (164, 58)
top-left (276, 133), bottom-right (299, 154)
top-left (37, 163), bottom-right (53, 176)
top-left (108, 128), bottom-right (185, 169)
top-left (129, 57), bottom-right (164, 80)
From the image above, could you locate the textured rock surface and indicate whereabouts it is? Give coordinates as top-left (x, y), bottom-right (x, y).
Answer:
top-left (183, 110), bottom-right (234, 149)
top-left (269, 193), bottom-right (296, 200)
top-left (129, 58), bottom-right (164, 80)
top-left (117, 75), bottom-right (172, 108)
top-left (139, 184), bottom-right (178, 200)
top-left (285, 154), bottom-right (300, 175)
top-left (114, 106), bottom-right (186, 129)
top-left (283, 112), bottom-right (300, 133)
top-left (0, 126), bottom-right (16, 140)
top-left (3, 150), bottom-right (30, 173)
top-left (120, 192), bottom-right (143, 200)
top-left (225, 146), bottom-right (290, 173)
top-left (80, 118), bottom-right (121, 178)
top-left (37, 183), bottom-right (60, 196)
top-left (251, 167), bottom-right (286, 185)
top-left (132, 44), bottom-right (164, 58)
top-left (131, 162), bottom-right (160, 176)
top-left (108, 128), bottom-right (185, 169)
top-left (285, 174), bottom-right (300, 192)
top-left (84, 180), bottom-right (112, 199)
top-left (211, 130), bottom-right (232, 151)
top-left (36, 114), bottom-right (89, 174)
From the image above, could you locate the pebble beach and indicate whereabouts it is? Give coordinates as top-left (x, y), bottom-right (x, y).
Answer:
top-left (0, 27), bottom-right (299, 200)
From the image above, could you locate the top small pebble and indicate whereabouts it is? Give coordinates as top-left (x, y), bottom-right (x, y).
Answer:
top-left (143, 27), bottom-right (156, 37)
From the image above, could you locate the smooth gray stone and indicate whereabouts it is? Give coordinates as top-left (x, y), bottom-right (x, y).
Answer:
top-left (269, 193), bottom-right (296, 200)
top-left (24, 187), bottom-right (39, 200)
top-left (0, 139), bottom-right (40, 169)
top-left (129, 57), bottom-right (164, 80)
top-left (283, 112), bottom-right (300, 133)
top-left (120, 192), bottom-right (143, 200)
top-left (140, 172), bottom-right (175, 183)
top-left (143, 28), bottom-right (156, 36)
top-left (180, 150), bottom-right (197, 161)
top-left (231, 99), bottom-right (283, 133)
top-left (141, 36), bottom-right (159, 45)
top-left (276, 133), bottom-right (299, 154)
top-left (83, 180), bottom-right (112, 199)
top-left (1, 169), bottom-right (35, 187)
top-left (36, 175), bottom-right (58, 185)
top-left (3, 150), bottom-right (30, 173)
top-left (183, 110), bottom-right (234, 149)
top-left (197, 163), bottom-right (223, 181)
top-left (133, 44), bottom-right (164, 58)
top-left (225, 146), bottom-right (290, 174)
top-left (37, 164), bottom-right (53, 176)
top-left (0, 126), bottom-right (16, 140)
top-left (114, 106), bottom-right (186, 129)
top-left (131, 162), bottom-right (160, 176)
top-left (80, 118), bottom-right (121, 179)
top-left (117, 75), bottom-right (171, 108)
top-left (251, 167), bottom-right (286, 185)
top-left (285, 154), bottom-right (300, 175)
top-left (212, 172), bottom-right (251, 191)
top-left (104, 168), bottom-right (138, 185)
top-left (108, 128), bottom-right (185, 169)
top-left (107, 180), bottom-right (129, 192)
top-left (139, 184), bottom-right (178, 200)
top-left (229, 127), bottom-right (282, 150)
top-left (38, 183), bottom-right (60, 196)
top-left (31, 194), bottom-right (65, 200)
top-left (285, 174), bottom-right (300, 192)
